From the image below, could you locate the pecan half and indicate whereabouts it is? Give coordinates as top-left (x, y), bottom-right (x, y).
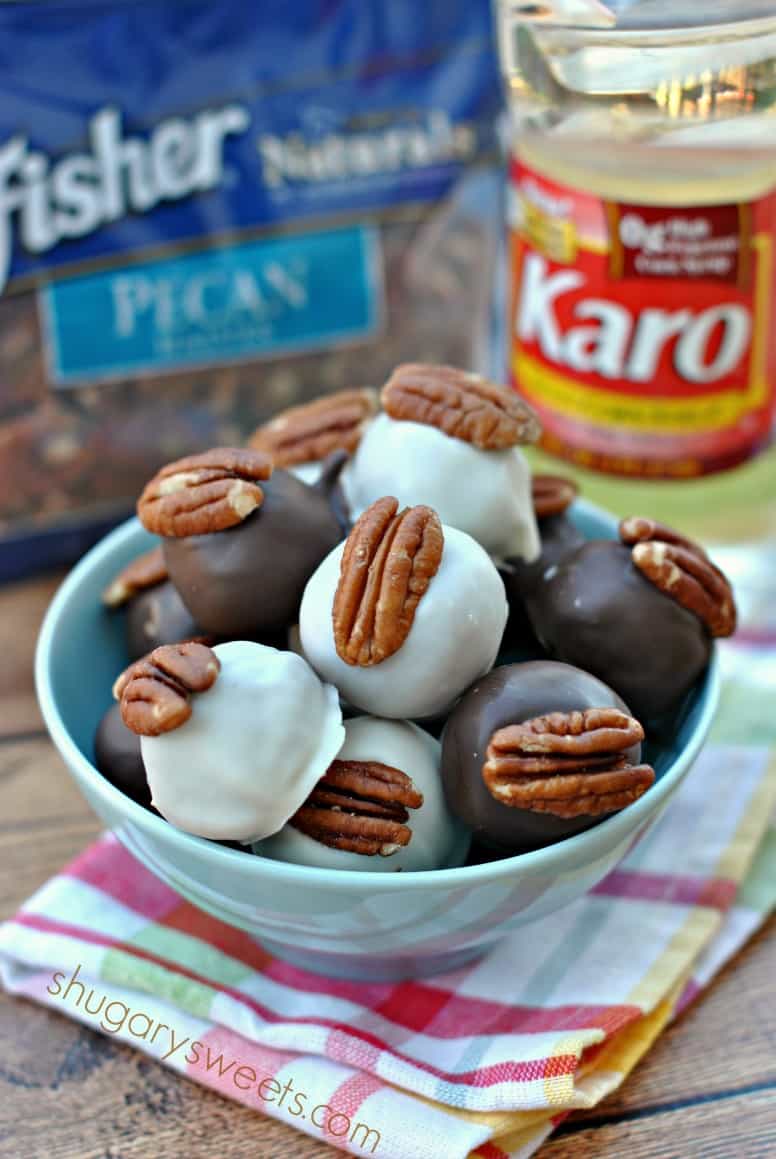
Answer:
top-left (290, 759), bottom-right (423, 856)
top-left (619, 516), bottom-right (707, 556)
top-left (381, 363), bottom-right (541, 450)
top-left (333, 497), bottom-right (444, 666)
top-left (248, 388), bottom-right (378, 467)
top-left (483, 708), bottom-right (655, 818)
top-left (620, 517), bottom-right (736, 638)
top-left (113, 642), bottom-right (220, 736)
top-left (532, 474), bottom-right (578, 519)
top-left (137, 448), bottom-right (273, 537)
top-left (102, 546), bottom-right (168, 607)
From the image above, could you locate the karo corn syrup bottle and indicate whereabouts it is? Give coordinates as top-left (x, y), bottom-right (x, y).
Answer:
top-left (497, 1), bottom-right (776, 614)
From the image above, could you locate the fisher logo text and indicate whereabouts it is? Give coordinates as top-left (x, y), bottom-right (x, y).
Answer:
top-left (0, 104), bottom-right (251, 295)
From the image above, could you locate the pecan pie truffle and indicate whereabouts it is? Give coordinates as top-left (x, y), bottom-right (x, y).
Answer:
top-left (102, 547), bottom-right (201, 661)
top-left (114, 640), bottom-right (345, 842)
top-left (299, 496), bottom-right (508, 719)
top-left (508, 476), bottom-right (584, 591)
top-left (256, 717), bottom-right (470, 872)
top-left (441, 661), bottom-right (655, 853)
top-left (94, 703), bottom-right (151, 808)
top-left (341, 364), bottom-right (542, 562)
top-left (501, 475), bottom-right (585, 652)
top-left (249, 388), bottom-right (378, 486)
top-left (527, 518), bottom-right (737, 721)
top-left (136, 448), bottom-right (342, 638)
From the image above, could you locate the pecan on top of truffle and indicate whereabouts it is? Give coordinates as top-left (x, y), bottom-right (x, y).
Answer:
top-left (249, 388), bottom-right (378, 467)
top-left (484, 707), bottom-right (655, 819)
top-left (333, 496), bottom-right (444, 667)
top-left (290, 758), bottom-right (423, 856)
top-left (137, 448), bottom-right (273, 537)
top-left (381, 363), bottom-right (541, 450)
top-left (620, 517), bottom-right (737, 638)
top-left (113, 641), bottom-right (220, 736)
top-left (532, 475), bottom-right (578, 520)
top-left (102, 546), bottom-right (168, 608)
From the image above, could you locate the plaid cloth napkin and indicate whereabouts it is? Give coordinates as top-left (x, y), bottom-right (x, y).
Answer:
top-left (1, 633), bottom-right (774, 1159)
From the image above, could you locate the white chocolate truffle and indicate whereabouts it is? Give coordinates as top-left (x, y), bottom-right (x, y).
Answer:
top-left (141, 641), bottom-right (344, 842)
top-left (299, 524), bottom-right (508, 719)
top-left (255, 717), bottom-right (470, 872)
top-left (342, 413), bottom-right (540, 562)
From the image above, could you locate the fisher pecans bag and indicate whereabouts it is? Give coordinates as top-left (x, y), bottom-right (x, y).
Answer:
top-left (0, 0), bottom-right (503, 580)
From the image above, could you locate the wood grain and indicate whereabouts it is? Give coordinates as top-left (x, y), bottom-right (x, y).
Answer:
top-left (547, 1089), bottom-right (776, 1159)
top-left (0, 574), bottom-right (62, 736)
top-left (0, 574), bottom-right (774, 1158)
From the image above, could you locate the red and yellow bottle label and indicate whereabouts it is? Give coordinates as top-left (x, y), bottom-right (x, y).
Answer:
top-left (508, 157), bottom-right (776, 477)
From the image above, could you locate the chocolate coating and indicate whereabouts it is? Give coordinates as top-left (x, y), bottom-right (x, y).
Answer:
top-left (511, 514), bottom-right (586, 595)
top-left (529, 540), bottom-right (711, 721)
top-left (441, 661), bottom-right (639, 853)
top-left (312, 450), bottom-right (353, 537)
top-left (163, 468), bottom-right (343, 637)
top-left (125, 580), bottom-right (201, 661)
top-left (94, 703), bottom-right (151, 807)
top-left (501, 514), bottom-right (585, 653)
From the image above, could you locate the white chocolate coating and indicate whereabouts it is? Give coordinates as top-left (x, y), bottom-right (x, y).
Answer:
top-left (299, 524), bottom-right (508, 719)
top-left (255, 717), bottom-right (470, 872)
top-left (342, 414), bottom-right (540, 563)
top-left (141, 641), bottom-right (345, 842)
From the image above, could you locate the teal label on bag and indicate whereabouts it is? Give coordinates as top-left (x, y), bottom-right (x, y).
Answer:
top-left (43, 226), bottom-right (382, 384)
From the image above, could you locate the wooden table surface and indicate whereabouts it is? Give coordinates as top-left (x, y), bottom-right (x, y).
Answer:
top-left (0, 574), bottom-right (773, 1159)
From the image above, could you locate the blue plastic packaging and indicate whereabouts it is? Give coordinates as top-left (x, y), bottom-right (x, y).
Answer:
top-left (0, 0), bottom-right (502, 579)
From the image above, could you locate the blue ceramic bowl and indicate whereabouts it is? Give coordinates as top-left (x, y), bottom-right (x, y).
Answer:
top-left (36, 501), bottom-right (718, 980)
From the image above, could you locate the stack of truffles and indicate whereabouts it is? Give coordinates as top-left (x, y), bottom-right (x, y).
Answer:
top-left (96, 364), bottom-right (737, 871)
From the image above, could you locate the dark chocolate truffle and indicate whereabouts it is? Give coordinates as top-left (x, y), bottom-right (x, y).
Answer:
top-left (125, 580), bottom-right (201, 661)
top-left (441, 661), bottom-right (648, 853)
top-left (501, 514), bottom-right (586, 652)
top-left (528, 540), bottom-right (712, 721)
top-left (501, 475), bottom-right (585, 654)
top-left (312, 449), bottom-right (352, 538)
top-left (511, 513), bottom-right (586, 596)
top-left (164, 468), bottom-right (343, 638)
top-left (94, 703), bottom-right (151, 807)
top-left (102, 545), bottom-right (204, 660)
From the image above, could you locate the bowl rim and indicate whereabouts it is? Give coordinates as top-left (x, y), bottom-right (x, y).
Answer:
top-left (35, 503), bottom-right (720, 894)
